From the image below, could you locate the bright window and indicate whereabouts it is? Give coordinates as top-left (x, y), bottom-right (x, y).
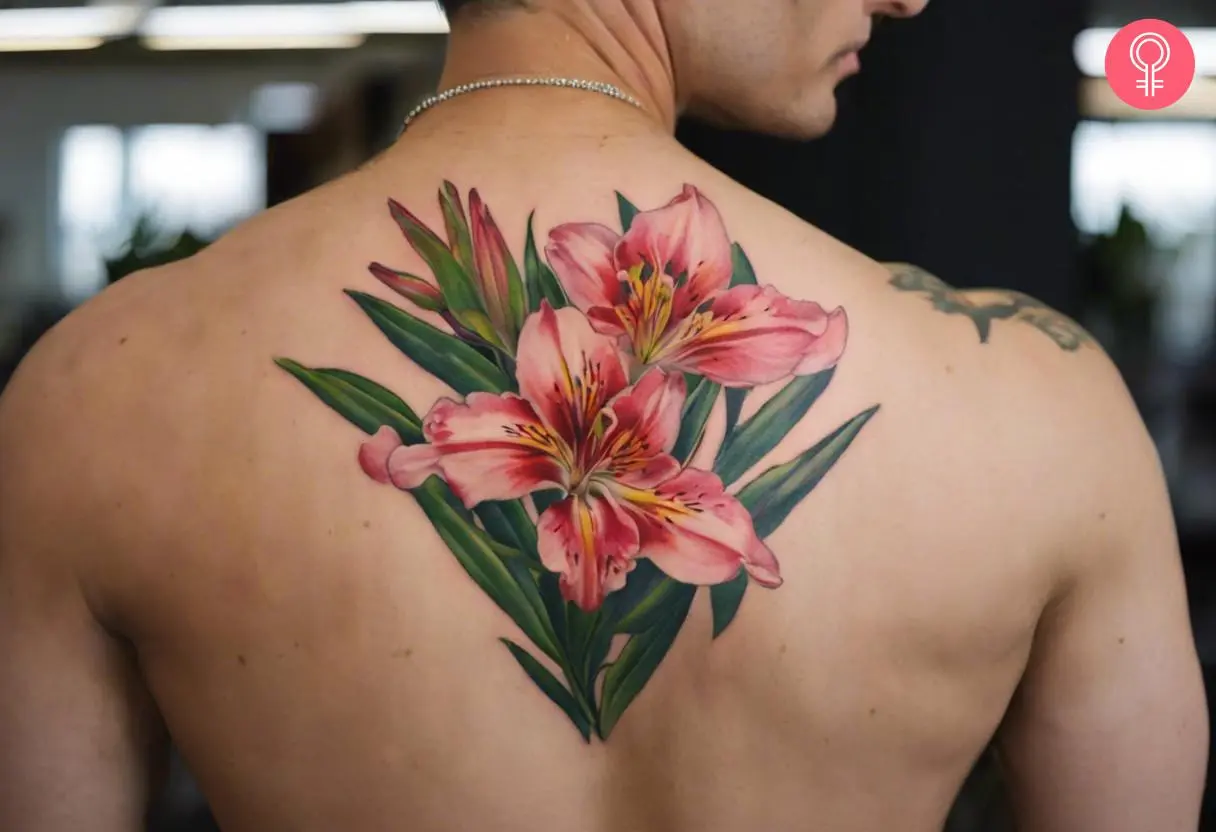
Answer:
top-left (1072, 121), bottom-right (1216, 359)
top-left (57, 123), bottom-right (264, 298)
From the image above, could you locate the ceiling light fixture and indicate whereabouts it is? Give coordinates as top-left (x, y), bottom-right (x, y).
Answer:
top-left (0, 1), bottom-right (448, 52)
top-left (0, 6), bottom-right (134, 51)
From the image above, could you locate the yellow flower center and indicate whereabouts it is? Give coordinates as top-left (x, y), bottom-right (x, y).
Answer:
top-left (623, 264), bottom-right (676, 363)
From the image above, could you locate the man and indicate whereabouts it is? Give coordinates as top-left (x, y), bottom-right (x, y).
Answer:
top-left (0, 0), bottom-right (1207, 830)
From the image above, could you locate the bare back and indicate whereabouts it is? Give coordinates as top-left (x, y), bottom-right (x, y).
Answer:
top-left (0, 123), bottom-right (1206, 832)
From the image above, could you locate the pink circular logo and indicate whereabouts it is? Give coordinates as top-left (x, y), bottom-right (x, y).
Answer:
top-left (1105, 19), bottom-right (1196, 110)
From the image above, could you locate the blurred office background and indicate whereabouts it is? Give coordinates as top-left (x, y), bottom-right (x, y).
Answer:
top-left (1, 0), bottom-right (1215, 828)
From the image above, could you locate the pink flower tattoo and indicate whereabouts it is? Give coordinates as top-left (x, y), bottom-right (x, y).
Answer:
top-left (546, 184), bottom-right (849, 386)
top-left (359, 303), bottom-right (781, 611)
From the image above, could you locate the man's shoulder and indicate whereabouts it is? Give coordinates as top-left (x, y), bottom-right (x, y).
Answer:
top-left (2, 265), bottom-right (187, 421)
top-left (876, 260), bottom-right (1121, 416)
top-left (866, 261), bottom-right (1158, 570)
top-left (0, 265), bottom-right (201, 562)
top-left (872, 260), bottom-right (1132, 443)
top-left (649, 176), bottom-right (1144, 558)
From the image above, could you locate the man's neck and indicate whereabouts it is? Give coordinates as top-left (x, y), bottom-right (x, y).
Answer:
top-left (417, 5), bottom-right (678, 138)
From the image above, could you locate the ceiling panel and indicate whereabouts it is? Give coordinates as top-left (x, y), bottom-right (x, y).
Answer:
top-left (4, 1), bottom-right (1215, 27)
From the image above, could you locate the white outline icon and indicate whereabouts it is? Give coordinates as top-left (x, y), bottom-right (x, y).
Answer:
top-left (1130, 32), bottom-right (1171, 96)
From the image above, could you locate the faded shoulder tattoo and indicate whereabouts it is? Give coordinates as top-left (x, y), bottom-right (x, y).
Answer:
top-left (886, 262), bottom-right (1094, 352)
top-left (276, 184), bottom-right (877, 741)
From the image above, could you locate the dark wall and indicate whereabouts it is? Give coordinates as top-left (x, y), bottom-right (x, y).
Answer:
top-left (679, 0), bottom-right (1087, 313)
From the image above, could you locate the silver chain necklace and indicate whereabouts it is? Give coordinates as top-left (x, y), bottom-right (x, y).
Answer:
top-left (400, 76), bottom-right (644, 133)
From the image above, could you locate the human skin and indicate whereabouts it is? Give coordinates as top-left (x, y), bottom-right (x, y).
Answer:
top-left (0, 2), bottom-right (1207, 830)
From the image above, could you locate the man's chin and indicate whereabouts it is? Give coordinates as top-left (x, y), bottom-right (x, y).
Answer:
top-left (783, 94), bottom-right (839, 140)
top-left (683, 92), bottom-right (838, 141)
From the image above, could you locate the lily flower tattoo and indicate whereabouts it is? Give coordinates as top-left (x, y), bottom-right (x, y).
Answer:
top-left (277, 183), bottom-right (877, 741)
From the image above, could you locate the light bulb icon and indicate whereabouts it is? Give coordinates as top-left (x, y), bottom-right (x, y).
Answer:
top-left (1130, 32), bottom-right (1171, 97)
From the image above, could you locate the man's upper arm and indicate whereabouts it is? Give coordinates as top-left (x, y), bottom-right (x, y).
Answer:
top-left (996, 354), bottom-right (1208, 831)
top-left (0, 344), bottom-right (163, 831)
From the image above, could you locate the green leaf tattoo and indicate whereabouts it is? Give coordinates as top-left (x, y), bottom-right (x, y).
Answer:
top-left (345, 290), bottom-right (512, 395)
top-left (616, 191), bottom-right (640, 231)
top-left (524, 212), bottom-right (569, 312)
top-left (273, 360), bottom-right (423, 444)
top-left (276, 184), bottom-right (877, 740)
top-left (886, 263), bottom-right (1094, 352)
top-left (710, 571), bottom-right (749, 639)
top-left (502, 639), bottom-right (593, 741)
top-left (715, 369), bottom-right (835, 486)
top-left (598, 585), bottom-right (695, 739)
top-left (672, 375), bottom-right (720, 463)
top-left (439, 181), bottom-right (476, 278)
top-left (739, 406), bottom-right (880, 539)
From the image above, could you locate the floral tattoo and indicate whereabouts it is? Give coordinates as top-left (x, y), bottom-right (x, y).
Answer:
top-left (277, 184), bottom-right (878, 740)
